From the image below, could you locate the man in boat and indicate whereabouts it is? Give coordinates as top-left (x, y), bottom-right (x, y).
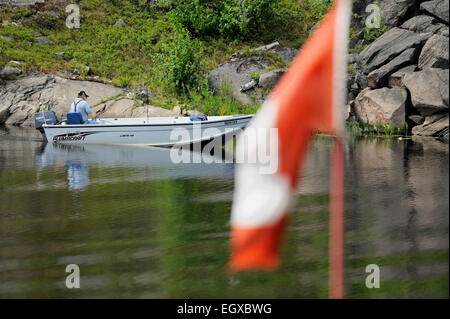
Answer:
top-left (69, 91), bottom-right (97, 124)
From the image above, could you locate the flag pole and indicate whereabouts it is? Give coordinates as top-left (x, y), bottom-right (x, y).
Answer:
top-left (329, 138), bottom-right (345, 299)
top-left (328, 0), bottom-right (351, 298)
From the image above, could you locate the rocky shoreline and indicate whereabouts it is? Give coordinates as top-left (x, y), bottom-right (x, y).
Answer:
top-left (347, 0), bottom-right (449, 143)
top-left (0, 72), bottom-right (197, 126)
top-left (0, 0), bottom-right (448, 143)
top-left (0, 41), bottom-right (296, 127)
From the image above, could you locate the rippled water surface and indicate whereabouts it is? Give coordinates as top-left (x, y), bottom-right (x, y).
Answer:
top-left (0, 126), bottom-right (448, 298)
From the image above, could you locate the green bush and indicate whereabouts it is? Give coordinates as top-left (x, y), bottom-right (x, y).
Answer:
top-left (174, 0), bottom-right (277, 39)
top-left (157, 28), bottom-right (203, 94)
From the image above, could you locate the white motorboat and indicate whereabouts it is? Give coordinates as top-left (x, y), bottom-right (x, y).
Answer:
top-left (34, 112), bottom-right (253, 146)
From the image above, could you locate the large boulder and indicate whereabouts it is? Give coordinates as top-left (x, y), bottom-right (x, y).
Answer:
top-left (207, 58), bottom-right (267, 106)
top-left (437, 25), bottom-right (449, 37)
top-left (408, 115), bottom-right (425, 125)
top-left (0, 74), bottom-right (52, 125)
top-left (258, 70), bottom-right (284, 90)
top-left (420, 0), bottom-right (449, 23)
top-left (354, 87), bottom-right (408, 127)
top-left (418, 35), bottom-right (449, 69)
top-left (367, 48), bottom-right (418, 88)
top-left (208, 44), bottom-right (296, 105)
top-left (411, 113), bottom-right (449, 140)
top-left (0, 66), bottom-right (22, 79)
top-left (0, 73), bottom-right (123, 125)
top-left (359, 28), bottom-right (429, 74)
top-left (271, 46), bottom-right (298, 64)
top-left (381, 0), bottom-right (417, 27)
top-left (5, 101), bottom-right (40, 126)
top-left (388, 65), bottom-right (417, 87)
top-left (93, 98), bottom-right (135, 118)
top-left (400, 15), bottom-right (443, 34)
top-left (0, 93), bottom-right (14, 123)
top-left (403, 68), bottom-right (449, 116)
top-left (38, 76), bottom-right (123, 120)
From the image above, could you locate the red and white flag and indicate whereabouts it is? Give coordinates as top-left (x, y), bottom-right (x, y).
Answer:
top-left (229, 0), bottom-right (351, 280)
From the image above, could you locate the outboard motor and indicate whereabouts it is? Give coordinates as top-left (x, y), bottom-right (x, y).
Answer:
top-left (34, 111), bottom-right (57, 142)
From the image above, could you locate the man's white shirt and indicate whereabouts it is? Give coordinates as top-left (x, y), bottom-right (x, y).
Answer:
top-left (70, 98), bottom-right (91, 122)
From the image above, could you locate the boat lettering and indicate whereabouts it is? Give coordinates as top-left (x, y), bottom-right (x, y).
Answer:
top-left (53, 135), bottom-right (86, 141)
top-left (224, 120), bottom-right (237, 125)
top-left (52, 131), bottom-right (94, 142)
top-left (120, 134), bottom-right (134, 137)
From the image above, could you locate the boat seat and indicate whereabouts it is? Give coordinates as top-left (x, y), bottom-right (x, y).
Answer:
top-left (67, 112), bottom-right (84, 124)
top-left (190, 115), bottom-right (207, 121)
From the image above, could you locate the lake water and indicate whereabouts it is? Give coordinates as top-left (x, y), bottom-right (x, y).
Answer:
top-left (0, 126), bottom-right (448, 298)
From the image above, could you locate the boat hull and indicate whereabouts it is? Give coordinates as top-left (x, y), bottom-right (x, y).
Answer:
top-left (42, 115), bottom-right (253, 146)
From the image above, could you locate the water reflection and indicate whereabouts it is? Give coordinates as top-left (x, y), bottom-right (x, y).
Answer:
top-left (342, 136), bottom-right (449, 298)
top-left (0, 128), bottom-right (448, 298)
top-left (67, 160), bottom-right (90, 191)
top-left (33, 143), bottom-right (234, 183)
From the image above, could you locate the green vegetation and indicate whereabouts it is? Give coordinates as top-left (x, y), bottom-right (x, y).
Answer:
top-left (346, 121), bottom-right (410, 138)
top-left (250, 71), bottom-right (260, 83)
top-left (174, 0), bottom-right (277, 39)
top-left (348, 43), bottom-right (367, 54)
top-left (157, 27), bottom-right (202, 94)
top-left (362, 19), bottom-right (387, 43)
top-left (190, 79), bottom-right (258, 116)
top-left (0, 0), bottom-right (332, 114)
top-left (347, 64), bottom-right (357, 73)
